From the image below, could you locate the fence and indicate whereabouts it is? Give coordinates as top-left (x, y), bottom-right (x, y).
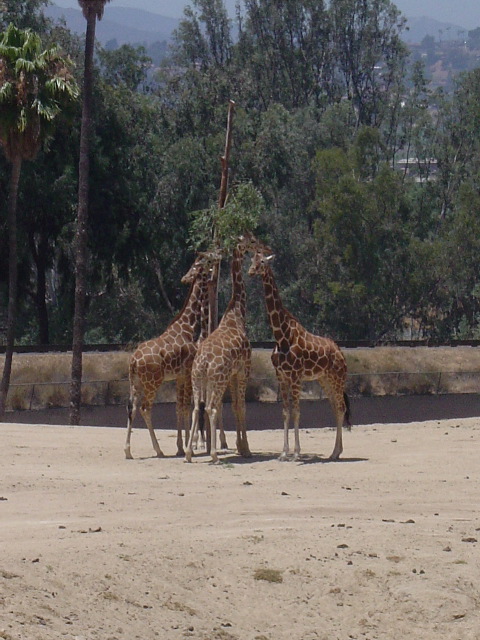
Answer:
top-left (5, 370), bottom-right (480, 413)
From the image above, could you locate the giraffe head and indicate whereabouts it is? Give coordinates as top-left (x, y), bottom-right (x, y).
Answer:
top-left (248, 249), bottom-right (275, 277)
top-left (236, 231), bottom-right (272, 256)
top-left (181, 250), bottom-right (221, 285)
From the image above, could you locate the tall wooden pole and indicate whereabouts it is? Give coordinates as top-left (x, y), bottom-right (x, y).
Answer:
top-left (208, 99), bottom-right (235, 334)
top-left (218, 99), bottom-right (235, 209)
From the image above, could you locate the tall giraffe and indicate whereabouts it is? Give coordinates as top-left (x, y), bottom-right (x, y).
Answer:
top-left (124, 251), bottom-right (220, 459)
top-left (185, 235), bottom-right (255, 464)
top-left (248, 249), bottom-right (351, 461)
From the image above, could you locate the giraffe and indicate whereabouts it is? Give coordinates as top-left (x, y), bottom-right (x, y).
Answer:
top-left (248, 249), bottom-right (351, 461)
top-left (185, 235), bottom-right (256, 464)
top-left (124, 251), bottom-right (220, 460)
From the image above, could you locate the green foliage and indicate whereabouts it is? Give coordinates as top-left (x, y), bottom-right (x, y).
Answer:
top-left (0, 0), bottom-right (50, 32)
top-left (189, 181), bottom-right (265, 252)
top-left (313, 146), bottom-right (414, 338)
top-left (98, 44), bottom-right (151, 91)
top-left (0, 23), bottom-right (79, 161)
top-left (1, 0), bottom-right (480, 347)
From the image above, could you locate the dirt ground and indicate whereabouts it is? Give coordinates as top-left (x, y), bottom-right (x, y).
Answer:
top-left (1, 414), bottom-right (480, 640)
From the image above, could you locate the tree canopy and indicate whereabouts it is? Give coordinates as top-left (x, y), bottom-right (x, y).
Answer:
top-left (1, 0), bottom-right (480, 348)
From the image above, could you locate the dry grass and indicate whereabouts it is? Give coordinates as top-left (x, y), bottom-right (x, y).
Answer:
top-left (1, 346), bottom-right (479, 411)
top-left (253, 568), bottom-right (284, 583)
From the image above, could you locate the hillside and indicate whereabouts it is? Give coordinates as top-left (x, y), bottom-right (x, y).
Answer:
top-left (45, 5), bottom-right (465, 47)
top-left (403, 16), bottom-right (468, 44)
top-left (44, 5), bottom-right (179, 45)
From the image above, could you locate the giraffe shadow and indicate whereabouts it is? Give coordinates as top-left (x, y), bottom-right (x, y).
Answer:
top-left (215, 451), bottom-right (369, 465)
top-left (299, 454), bottom-right (369, 465)
top-left (133, 453), bottom-right (186, 461)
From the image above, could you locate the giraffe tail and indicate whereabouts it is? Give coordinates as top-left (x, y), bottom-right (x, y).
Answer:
top-left (199, 401), bottom-right (205, 440)
top-left (343, 392), bottom-right (351, 430)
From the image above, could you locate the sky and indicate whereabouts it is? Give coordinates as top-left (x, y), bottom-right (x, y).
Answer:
top-left (52, 0), bottom-right (480, 30)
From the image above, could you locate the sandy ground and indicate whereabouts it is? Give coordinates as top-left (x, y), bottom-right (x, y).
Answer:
top-left (1, 417), bottom-right (480, 640)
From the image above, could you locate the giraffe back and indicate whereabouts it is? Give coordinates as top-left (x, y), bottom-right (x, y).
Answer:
top-left (273, 325), bottom-right (347, 384)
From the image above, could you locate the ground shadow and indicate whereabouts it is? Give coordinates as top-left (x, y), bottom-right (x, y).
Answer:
top-left (299, 454), bottom-right (369, 465)
top-left (198, 450), bottom-right (370, 465)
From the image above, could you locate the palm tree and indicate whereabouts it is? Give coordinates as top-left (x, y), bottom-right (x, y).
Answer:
top-left (0, 23), bottom-right (79, 419)
top-left (70, 0), bottom-right (110, 425)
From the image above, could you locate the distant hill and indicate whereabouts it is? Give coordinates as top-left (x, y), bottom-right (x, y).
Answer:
top-left (45, 5), bottom-right (467, 49)
top-left (403, 16), bottom-right (468, 44)
top-left (44, 5), bottom-right (179, 45)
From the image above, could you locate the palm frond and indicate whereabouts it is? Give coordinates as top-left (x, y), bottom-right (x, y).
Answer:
top-left (15, 57), bottom-right (38, 74)
top-left (0, 81), bottom-right (14, 102)
top-left (45, 76), bottom-right (80, 99)
top-left (32, 98), bottom-right (60, 121)
top-left (0, 23), bottom-right (79, 160)
top-left (78, 0), bottom-right (112, 21)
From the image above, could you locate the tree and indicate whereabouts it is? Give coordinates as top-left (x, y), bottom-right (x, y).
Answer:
top-left (0, 23), bottom-right (78, 418)
top-left (0, 0), bottom-right (50, 32)
top-left (330, 0), bottom-right (408, 129)
top-left (70, 0), bottom-right (111, 425)
top-left (236, 0), bottom-right (333, 110)
top-left (173, 0), bottom-right (232, 70)
top-left (312, 142), bottom-right (414, 339)
top-left (98, 44), bottom-right (151, 91)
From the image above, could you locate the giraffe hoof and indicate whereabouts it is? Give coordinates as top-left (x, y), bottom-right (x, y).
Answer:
top-left (155, 450), bottom-right (165, 458)
top-left (125, 448), bottom-right (133, 460)
top-left (278, 452), bottom-right (288, 462)
top-left (176, 449), bottom-right (185, 457)
top-left (184, 450), bottom-right (193, 463)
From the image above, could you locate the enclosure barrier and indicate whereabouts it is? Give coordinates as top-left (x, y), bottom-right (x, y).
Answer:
top-left (5, 370), bottom-right (480, 413)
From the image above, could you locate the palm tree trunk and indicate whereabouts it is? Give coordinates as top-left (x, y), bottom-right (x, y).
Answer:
top-left (70, 8), bottom-right (97, 425)
top-left (29, 232), bottom-right (50, 345)
top-left (0, 155), bottom-right (21, 420)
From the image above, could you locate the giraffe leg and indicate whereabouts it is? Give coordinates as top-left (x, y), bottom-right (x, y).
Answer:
top-left (322, 377), bottom-right (347, 461)
top-left (206, 404), bottom-right (220, 464)
top-left (205, 385), bottom-right (225, 464)
top-left (183, 374), bottom-right (193, 449)
top-left (185, 380), bottom-right (204, 462)
top-left (291, 381), bottom-right (302, 461)
top-left (231, 375), bottom-right (251, 458)
top-left (185, 402), bottom-right (199, 463)
top-left (140, 392), bottom-right (164, 458)
top-left (218, 403), bottom-right (228, 450)
top-left (330, 390), bottom-right (348, 461)
top-left (125, 382), bottom-right (140, 459)
top-left (330, 410), bottom-right (344, 461)
top-left (277, 376), bottom-right (291, 461)
top-left (176, 376), bottom-right (192, 456)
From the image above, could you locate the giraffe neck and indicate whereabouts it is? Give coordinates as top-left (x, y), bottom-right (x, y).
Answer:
top-left (169, 276), bottom-right (202, 334)
top-left (225, 247), bottom-right (247, 321)
top-left (261, 265), bottom-right (293, 345)
top-left (198, 272), bottom-right (210, 341)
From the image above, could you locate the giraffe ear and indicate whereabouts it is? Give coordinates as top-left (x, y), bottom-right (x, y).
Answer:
top-left (265, 254), bottom-right (275, 262)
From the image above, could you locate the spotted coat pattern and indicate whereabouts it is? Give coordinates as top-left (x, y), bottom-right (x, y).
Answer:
top-left (248, 250), bottom-right (350, 461)
top-left (124, 252), bottom-right (219, 459)
top-left (185, 236), bottom-right (255, 463)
